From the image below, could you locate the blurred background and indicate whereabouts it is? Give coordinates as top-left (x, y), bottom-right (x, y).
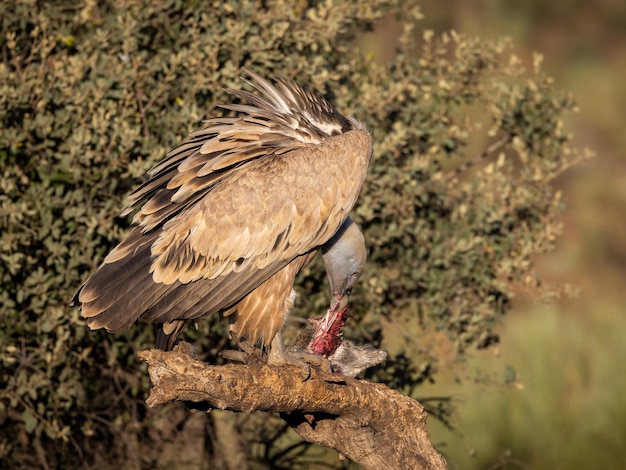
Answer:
top-left (376, 1), bottom-right (626, 468)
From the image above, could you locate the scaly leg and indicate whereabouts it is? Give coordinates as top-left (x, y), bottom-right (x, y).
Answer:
top-left (268, 331), bottom-right (333, 377)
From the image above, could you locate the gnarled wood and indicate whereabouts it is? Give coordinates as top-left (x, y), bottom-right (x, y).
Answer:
top-left (138, 343), bottom-right (447, 470)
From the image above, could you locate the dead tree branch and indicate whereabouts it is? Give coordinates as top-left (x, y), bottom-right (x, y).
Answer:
top-left (138, 343), bottom-right (447, 470)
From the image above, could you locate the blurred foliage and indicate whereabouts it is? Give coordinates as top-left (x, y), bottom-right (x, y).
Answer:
top-left (429, 305), bottom-right (626, 470)
top-left (417, 0), bottom-right (626, 468)
top-left (0, 0), bottom-right (587, 467)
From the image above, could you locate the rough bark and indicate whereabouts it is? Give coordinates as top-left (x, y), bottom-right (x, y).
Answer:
top-left (138, 343), bottom-right (447, 470)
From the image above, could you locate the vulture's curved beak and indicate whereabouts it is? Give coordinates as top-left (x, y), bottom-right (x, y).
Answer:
top-left (338, 291), bottom-right (351, 311)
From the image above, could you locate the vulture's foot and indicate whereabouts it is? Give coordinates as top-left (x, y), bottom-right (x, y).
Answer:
top-left (267, 332), bottom-right (334, 380)
top-left (218, 349), bottom-right (264, 365)
top-left (221, 332), bottom-right (336, 379)
top-left (219, 333), bottom-right (267, 367)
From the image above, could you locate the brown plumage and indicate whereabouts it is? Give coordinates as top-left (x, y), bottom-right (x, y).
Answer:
top-left (71, 70), bottom-right (372, 353)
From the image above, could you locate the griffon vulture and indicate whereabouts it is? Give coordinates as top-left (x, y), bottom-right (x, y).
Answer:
top-left (71, 70), bottom-right (372, 361)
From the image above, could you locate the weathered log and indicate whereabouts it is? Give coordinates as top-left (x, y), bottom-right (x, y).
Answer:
top-left (138, 343), bottom-right (447, 470)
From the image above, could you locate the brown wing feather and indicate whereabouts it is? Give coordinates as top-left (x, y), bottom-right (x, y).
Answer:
top-left (79, 236), bottom-right (296, 332)
top-left (152, 129), bottom-right (370, 284)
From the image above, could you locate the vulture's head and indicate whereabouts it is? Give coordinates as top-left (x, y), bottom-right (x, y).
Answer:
top-left (321, 217), bottom-right (366, 311)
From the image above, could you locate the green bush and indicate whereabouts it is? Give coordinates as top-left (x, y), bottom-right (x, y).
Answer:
top-left (0, 0), bottom-right (586, 467)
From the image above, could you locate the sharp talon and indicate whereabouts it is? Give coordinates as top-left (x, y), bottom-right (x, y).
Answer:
top-left (322, 373), bottom-right (347, 384)
top-left (267, 351), bottom-right (314, 379)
